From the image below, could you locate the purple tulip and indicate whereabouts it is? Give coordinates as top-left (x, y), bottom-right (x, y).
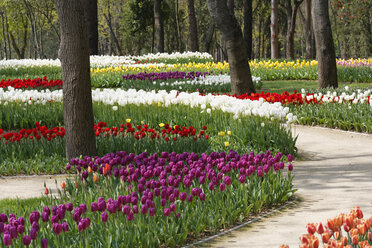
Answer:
top-left (220, 183), bottom-right (226, 191)
top-left (62, 222), bottom-right (69, 232)
top-left (101, 212), bottom-right (108, 223)
top-left (3, 233), bottom-right (11, 246)
top-left (288, 164), bottom-right (293, 171)
top-left (149, 208), bottom-right (155, 217)
top-left (23, 235), bottom-right (31, 246)
top-left (30, 228), bottom-right (37, 240)
top-left (17, 224), bottom-right (25, 234)
top-left (164, 208), bottom-right (171, 217)
top-left (41, 238), bottom-right (48, 248)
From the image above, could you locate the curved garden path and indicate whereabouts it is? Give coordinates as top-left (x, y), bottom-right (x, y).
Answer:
top-left (1, 125), bottom-right (372, 247)
top-left (205, 125), bottom-right (372, 247)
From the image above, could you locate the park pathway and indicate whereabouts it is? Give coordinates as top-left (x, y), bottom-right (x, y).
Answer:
top-left (1, 125), bottom-right (372, 247)
top-left (204, 125), bottom-right (372, 247)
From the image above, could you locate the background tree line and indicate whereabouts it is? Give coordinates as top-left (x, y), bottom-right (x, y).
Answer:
top-left (0, 0), bottom-right (371, 60)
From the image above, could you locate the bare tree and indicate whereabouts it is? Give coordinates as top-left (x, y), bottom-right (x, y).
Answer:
top-left (312, 0), bottom-right (338, 88)
top-left (154, 0), bottom-right (164, 53)
top-left (270, 0), bottom-right (279, 59)
top-left (207, 0), bottom-right (255, 94)
top-left (285, 0), bottom-right (304, 59)
top-left (304, 0), bottom-right (313, 59)
top-left (55, 0), bottom-right (97, 159)
top-left (243, 0), bottom-right (253, 59)
top-left (187, 0), bottom-right (199, 51)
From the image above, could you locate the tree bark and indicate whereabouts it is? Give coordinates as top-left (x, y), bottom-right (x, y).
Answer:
top-left (207, 0), bottom-right (255, 94)
top-left (285, 0), bottom-right (303, 59)
top-left (154, 0), bottom-right (164, 53)
top-left (187, 0), bottom-right (199, 52)
top-left (227, 0), bottom-right (234, 15)
top-left (312, 0), bottom-right (338, 89)
top-left (82, 0), bottom-right (99, 55)
top-left (55, 0), bottom-right (97, 159)
top-left (270, 0), bottom-right (279, 59)
top-left (304, 0), bottom-right (313, 59)
top-left (243, 0), bottom-right (253, 59)
top-left (202, 21), bottom-right (215, 53)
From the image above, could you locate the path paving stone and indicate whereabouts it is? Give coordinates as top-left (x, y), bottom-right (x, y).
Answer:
top-left (205, 125), bottom-right (372, 247)
top-left (0, 174), bottom-right (69, 200)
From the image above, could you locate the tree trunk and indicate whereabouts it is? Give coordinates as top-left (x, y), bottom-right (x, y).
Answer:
top-left (304, 0), bottom-right (313, 59)
top-left (103, 1), bottom-right (122, 55)
top-left (55, 0), bottom-right (97, 159)
top-left (207, 0), bottom-right (255, 95)
top-left (203, 21), bottom-right (215, 53)
top-left (285, 0), bottom-right (303, 59)
top-left (154, 0), bottom-right (164, 53)
top-left (82, 0), bottom-right (99, 55)
top-left (0, 12), bottom-right (8, 59)
top-left (227, 0), bottom-right (234, 15)
top-left (187, 0), bottom-right (199, 52)
top-left (270, 0), bottom-right (279, 59)
top-left (243, 0), bottom-right (253, 59)
top-left (312, 0), bottom-right (338, 89)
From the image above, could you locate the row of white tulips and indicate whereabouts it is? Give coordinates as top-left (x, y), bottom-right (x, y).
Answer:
top-left (0, 87), bottom-right (295, 123)
top-left (0, 52), bottom-right (212, 69)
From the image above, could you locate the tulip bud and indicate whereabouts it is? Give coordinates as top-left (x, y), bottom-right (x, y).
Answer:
top-left (44, 187), bottom-right (49, 195)
top-left (60, 181), bottom-right (66, 189)
top-left (322, 233), bottom-right (330, 243)
top-left (316, 223), bottom-right (324, 234)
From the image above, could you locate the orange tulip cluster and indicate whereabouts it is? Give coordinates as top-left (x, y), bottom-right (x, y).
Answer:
top-left (281, 207), bottom-right (372, 248)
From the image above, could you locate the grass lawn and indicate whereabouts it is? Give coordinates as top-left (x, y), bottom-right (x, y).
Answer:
top-left (261, 80), bottom-right (372, 94)
top-left (0, 197), bottom-right (42, 215)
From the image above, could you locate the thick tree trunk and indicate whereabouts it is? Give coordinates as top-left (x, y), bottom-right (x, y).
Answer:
top-left (154, 0), bottom-right (164, 53)
top-left (243, 0), bottom-right (252, 59)
top-left (285, 0), bottom-right (303, 59)
top-left (270, 0), bottom-right (279, 59)
top-left (187, 0), bottom-right (199, 52)
top-left (55, 0), bottom-right (97, 159)
top-left (312, 0), bottom-right (338, 89)
top-left (82, 0), bottom-right (99, 55)
top-left (304, 0), bottom-right (313, 59)
top-left (207, 0), bottom-right (255, 95)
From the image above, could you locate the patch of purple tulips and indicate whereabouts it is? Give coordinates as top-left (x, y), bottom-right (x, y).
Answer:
top-left (122, 71), bottom-right (211, 82)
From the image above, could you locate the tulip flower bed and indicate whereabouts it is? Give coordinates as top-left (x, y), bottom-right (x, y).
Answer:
top-left (0, 149), bottom-right (295, 247)
top-left (0, 77), bottom-right (62, 90)
top-left (0, 100), bottom-right (296, 175)
top-left (0, 121), bottom-right (209, 166)
top-left (281, 206), bottom-right (372, 248)
top-left (0, 87), bottom-right (295, 130)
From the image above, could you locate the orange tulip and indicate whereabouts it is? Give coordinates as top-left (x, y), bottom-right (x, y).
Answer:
top-left (350, 228), bottom-right (358, 236)
top-left (103, 167), bottom-right (107, 176)
top-left (94, 174), bottom-right (99, 183)
top-left (105, 163), bottom-right (111, 172)
top-left (300, 234), bottom-right (310, 244)
top-left (327, 219), bottom-right (336, 231)
top-left (334, 231), bottom-right (340, 240)
top-left (346, 215), bottom-right (354, 228)
top-left (60, 181), bottom-right (66, 189)
top-left (44, 187), bottom-right (49, 195)
top-left (311, 237), bottom-right (319, 248)
top-left (341, 236), bottom-right (348, 246)
top-left (307, 223), bottom-right (316, 234)
top-left (316, 223), bottom-right (324, 234)
top-left (358, 223), bottom-right (367, 235)
top-left (343, 223), bottom-right (350, 232)
top-left (322, 232), bottom-right (330, 244)
top-left (88, 166), bottom-right (92, 173)
top-left (351, 234), bottom-right (359, 245)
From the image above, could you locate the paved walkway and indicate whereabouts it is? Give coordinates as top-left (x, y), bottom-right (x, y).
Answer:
top-left (0, 174), bottom-right (69, 199)
top-left (1, 125), bottom-right (372, 247)
top-left (205, 125), bottom-right (372, 247)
